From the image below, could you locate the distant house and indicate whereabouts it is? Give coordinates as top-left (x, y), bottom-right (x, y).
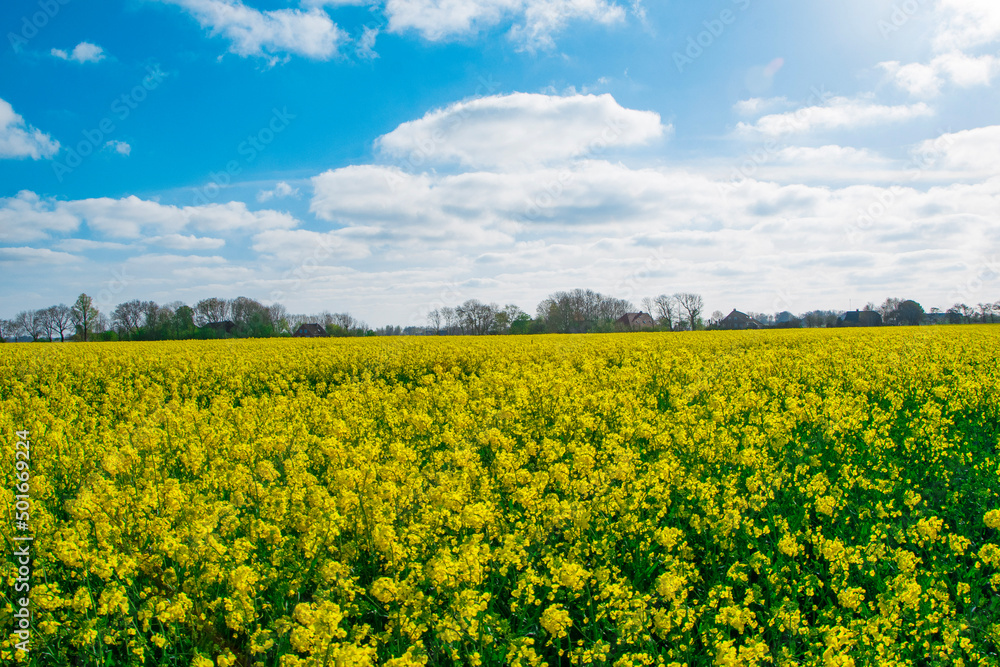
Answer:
top-left (293, 323), bottom-right (328, 338)
top-left (838, 310), bottom-right (882, 327)
top-left (205, 320), bottom-right (236, 334)
top-left (774, 311), bottom-right (802, 329)
top-left (615, 312), bottom-right (655, 331)
top-left (719, 310), bottom-right (763, 330)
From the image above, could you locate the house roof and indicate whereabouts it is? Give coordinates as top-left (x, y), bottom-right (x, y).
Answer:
top-left (617, 312), bottom-right (654, 323)
top-left (723, 310), bottom-right (758, 322)
top-left (294, 323), bottom-right (327, 336)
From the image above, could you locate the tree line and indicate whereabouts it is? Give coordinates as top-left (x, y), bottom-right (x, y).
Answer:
top-left (1, 290), bottom-right (997, 342)
top-left (0, 294), bottom-right (370, 342)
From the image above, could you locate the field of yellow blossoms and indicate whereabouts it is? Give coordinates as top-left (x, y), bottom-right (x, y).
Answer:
top-left (2, 327), bottom-right (1000, 667)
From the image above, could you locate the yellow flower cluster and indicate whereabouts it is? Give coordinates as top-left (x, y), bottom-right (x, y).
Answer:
top-left (2, 327), bottom-right (1000, 666)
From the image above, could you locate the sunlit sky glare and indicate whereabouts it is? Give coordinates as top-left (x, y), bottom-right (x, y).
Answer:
top-left (1, 0), bottom-right (998, 325)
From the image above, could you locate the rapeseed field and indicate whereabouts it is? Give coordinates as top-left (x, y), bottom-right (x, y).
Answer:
top-left (2, 328), bottom-right (999, 666)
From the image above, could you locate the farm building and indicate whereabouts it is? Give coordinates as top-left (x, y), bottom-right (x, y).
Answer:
top-left (838, 310), bottom-right (882, 327)
top-left (615, 312), bottom-right (656, 331)
top-left (293, 323), bottom-right (328, 338)
top-left (718, 310), bottom-right (763, 330)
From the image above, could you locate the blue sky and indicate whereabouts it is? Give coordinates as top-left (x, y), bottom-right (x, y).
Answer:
top-left (2, 0), bottom-right (999, 326)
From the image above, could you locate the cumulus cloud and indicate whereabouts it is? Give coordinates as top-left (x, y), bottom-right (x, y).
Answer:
top-left (252, 229), bottom-right (371, 261)
top-left (383, 0), bottom-right (627, 50)
top-left (933, 0), bottom-right (1000, 51)
top-left (717, 145), bottom-right (899, 186)
top-left (300, 89), bottom-right (1000, 322)
top-left (880, 52), bottom-right (1000, 96)
top-left (878, 1), bottom-right (1000, 97)
top-left (51, 42), bottom-right (107, 63)
top-left (913, 124), bottom-right (1000, 175)
top-left (0, 247), bottom-right (80, 263)
top-left (159, 0), bottom-right (347, 60)
top-left (0, 191), bottom-right (78, 242)
top-left (735, 97), bottom-right (934, 137)
top-left (0, 98), bottom-right (60, 160)
top-left (257, 181), bottom-right (299, 202)
top-left (105, 140), bottom-right (132, 156)
top-left (0, 193), bottom-right (299, 242)
top-left (6, 90), bottom-right (999, 324)
top-left (733, 96), bottom-right (791, 116)
top-left (376, 92), bottom-right (667, 170)
top-left (146, 234), bottom-right (227, 250)
top-left (54, 239), bottom-right (132, 252)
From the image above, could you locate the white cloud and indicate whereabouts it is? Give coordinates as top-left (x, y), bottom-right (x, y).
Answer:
top-left (913, 124), bottom-right (1000, 174)
top-left (256, 181), bottom-right (299, 202)
top-left (933, 0), bottom-right (1000, 51)
top-left (735, 97), bottom-right (934, 137)
top-left (877, 1), bottom-right (1000, 98)
top-left (6, 88), bottom-right (999, 324)
top-left (146, 234), bottom-right (227, 250)
top-left (54, 239), bottom-right (132, 252)
top-left (0, 191), bottom-right (78, 242)
top-left (252, 229), bottom-right (371, 261)
top-left (383, 0), bottom-right (626, 50)
top-left (878, 61), bottom-right (943, 97)
top-left (160, 0), bottom-right (347, 60)
top-left (0, 193), bottom-right (299, 243)
top-left (733, 96), bottom-right (791, 116)
top-left (51, 42), bottom-right (107, 63)
top-left (725, 145), bottom-right (899, 186)
top-left (64, 197), bottom-right (298, 238)
top-left (0, 98), bottom-right (60, 160)
top-left (300, 96), bottom-right (1000, 323)
top-left (376, 92), bottom-right (667, 170)
top-left (880, 52), bottom-right (1000, 96)
top-left (932, 51), bottom-right (1000, 87)
top-left (355, 25), bottom-right (379, 59)
top-left (301, 0), bottom-right (377, 6)
top-left (0, 247), bottom-right (80, 263)
top-left (105, 140), bottom-right (132, 156)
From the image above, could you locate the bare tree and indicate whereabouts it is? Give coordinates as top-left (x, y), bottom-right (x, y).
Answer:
top-left (93, 313), bottom-right (111, 336)
top-left (878, 298), bottom-right (903, 325)
top-left (455, 299), bottom-right (498, 335)
top-left (536, 289), bottom-right (633, 333)
top-left (48, 304), bottom-right (73, 342)
top-left (441, 307), bottom-right (457, 335)
top-left (954, 303), bottom-right (975, 324)
top-left (38, 306), bottom-right (57, 341)
top-left (653, 294), bottom-right (677, 331)
top-left (330, 312), bottom-right (361, 331)
top-left (0, 318), bottom-right (15, 342)
top-left (194, 297), bottom-right (230, 326)
top-left (267, 303), bottom-right (289, 335)
top-left (977, 302), bottom-right (993, 324)
top-left (746, 311), bottom-right (774, 326)
top-left (113, 300), bottom-right (146, 339)
top-left (427, 309), bottom-right (442, 334)
top-left (675, 293), bottom-right (704, 331)
top-left (15, 310), bottom-right (43, 341)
